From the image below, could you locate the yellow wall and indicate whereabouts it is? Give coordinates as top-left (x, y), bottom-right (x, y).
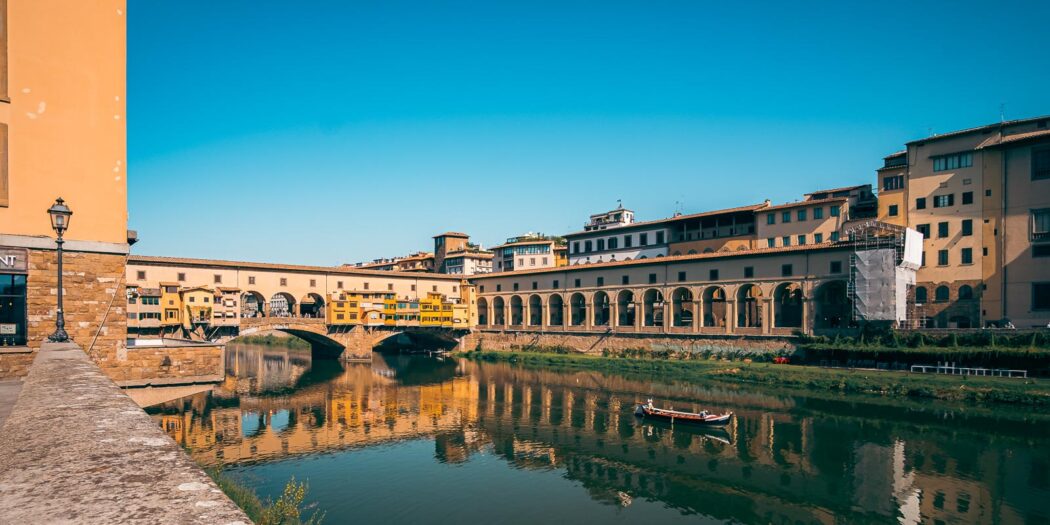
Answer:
top-left (669, 237), bottom-right (754, 255)
top-left (0, 1), bottom-right (127, 244)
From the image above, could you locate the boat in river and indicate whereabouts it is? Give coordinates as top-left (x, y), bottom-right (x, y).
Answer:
top-left (634, 399), bottom-right (733, 426)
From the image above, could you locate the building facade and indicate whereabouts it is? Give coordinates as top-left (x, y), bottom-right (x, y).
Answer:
top-left (491, 234), bottom-right (563, 272)
top-left (0, 1), bottom-right (130, 379)
top-left (567, 207), bottom-right (671, 265)
top-left (879, 116), bottom-right (1050, 328)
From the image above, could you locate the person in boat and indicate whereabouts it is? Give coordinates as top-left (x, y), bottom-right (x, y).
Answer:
top-left (700, 410), bottom-right (708, 418)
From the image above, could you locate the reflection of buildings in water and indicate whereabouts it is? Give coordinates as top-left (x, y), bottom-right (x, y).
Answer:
top-left (150, 357), bottom-right (1050, 524)
top-left (224, 344), bottom-right (313, 394)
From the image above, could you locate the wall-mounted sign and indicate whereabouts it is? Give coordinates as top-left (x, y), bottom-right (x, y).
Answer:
top-left (0, 324), bottom-right (17, 335)
top-left (0, 247), bottom-right (29, 273)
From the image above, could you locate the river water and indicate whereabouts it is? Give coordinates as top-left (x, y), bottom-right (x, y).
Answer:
top-left (146, 343), bottom-right (1050, 524)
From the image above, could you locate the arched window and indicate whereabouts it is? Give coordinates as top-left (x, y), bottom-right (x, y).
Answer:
top-left (934, 286), bottom-right (950, 302)
top-left (958, 285), bottom-right (974, 300)
top-left (915, 286), bottom-right (928, 303)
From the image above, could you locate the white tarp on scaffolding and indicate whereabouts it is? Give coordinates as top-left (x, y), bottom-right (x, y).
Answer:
top-left (853, 248), bottom-right (897, 321)
top-left (901, 228), bottom-right (924, 270)
top-left (895, 266), bottom-right (916, 322)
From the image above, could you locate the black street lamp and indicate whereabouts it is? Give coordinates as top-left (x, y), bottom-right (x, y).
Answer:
top-left (47, 198), bottom-right (72, 343)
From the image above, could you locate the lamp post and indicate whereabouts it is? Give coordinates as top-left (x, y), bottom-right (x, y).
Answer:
top-left (47, 198), bottom-right (73, 343)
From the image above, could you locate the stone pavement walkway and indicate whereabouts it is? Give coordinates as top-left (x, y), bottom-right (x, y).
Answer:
top-left (0, 379), bottom-right (23, 430)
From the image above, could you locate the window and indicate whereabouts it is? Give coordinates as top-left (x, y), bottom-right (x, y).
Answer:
top-left (585, 240), bottom-right (593, 252)
top-left (916, 224), bottom-right (930, 238)
top-left (640, 233), bottom-right (648, 246)
top-left (248, 276), bottom-right (256, 285)
top-left (830, 261), bottom-right (842, 274)
top-left (962, 219), bottom-right (973, 236)
top-left (959, 285), bottom-right (973, 300)
top-left (797, 235), bottom-right (806, 245)
top-left (830, 206), bottom-right (840, 217)
top-left (766, 214), bottom-right (775, 225)
top-left (962, 191), bottom-right (973, 205)
top-left (961, 248), bottom-right (973, 264)
top-left (213, 274), bottom-right (222, 284)
top-left (479, 285), bottom-right (484, 292)
top-left (176, 272), bottom-right (186, 282)
top-left (0, 274), bottom-right (27, 345)
top-left (767, 238), bottom-right (775, 248)
top-left (553, 280), bottom-right (559, 288)
top-left (656, 231), bottom-right (665, 244)
top-left (622, 275), bottom-right (629, 285)
top-left (781, 264), bottom-right (793, 277)
top-left (513, 283), bottom-right (519, 291)
top-left (888, 205), bottom-right (899, 217)
top-left (574, 278), bottom-right (581, 287)
top-left (387, 283), bottom-right (393, 291)
top-left (280, 278), bottom-right (288, 286)
top-left (938, 222), bottom-right (949, 238)
top-left (932, 152), bottom-right (973, 172)
top-left (597, 277), bottom-right (604, 286)
top-left (677, 271), bottom-right (686, 282)
top-left (136, 270), bottom-right (146, 280)
top-left (915, 286), bottom-right (928, 303)
top-left (1034, 283), bottom-right (1050, 310)
top-left (532, 281), bottom-right (538, 290)
top-left (744, 266), bottom-right (754, 278)
top-left (933, 194), bottom-right (954, 208)
top-left (188, 296), bottom-right (195, 303)
top-left (623, 235), bottom-right (632, 248)
top-left (363, 282), bottom-right (369, 290)
top-left (813, 207), bottom-right (824, 219)
top-left (797, 209), bottom-right (807, 222)
top-left (573, 241), bottom-right (580, 254)
top-left (814, 233), bottom-right (824, 243)
top-left (709, 269), bottom-right (719, 280)
top-left (608, 237), bottom-right (618, 250)
top-left (916, 198), bottom-right (927, 210)
top-left (411, 284), bottom-right (417, 291)
top-left (938, 250), bottom-right (949, 266)
top-left (830, 232), bottom-right (840, 242)
top-left (934, 286), bottom-right (950, 302)
top-left (782, 211), bottom-right (791, 223)
top-left (883, 175), bottom-right (904, 191)
top-left (648, 273), bottom-right (657, 284)
top-left (596, 239), bottom-right (605, 251)
top-left (432, 285), bottom-right (438, 292)
top-left (782, 236), bottom-right (791, 247)
top-left (337, 281), bottom-right (343, 289)
top-left (1034, 148), bottom-right (1050, 180)
top-left (1033, 209), bottom-right (1050, 242)
top-left (496, 284), bottom-right (502, 292)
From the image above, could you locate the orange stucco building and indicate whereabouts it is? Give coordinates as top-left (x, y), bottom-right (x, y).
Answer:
top-left (0, 1), bottom-right (130, 378)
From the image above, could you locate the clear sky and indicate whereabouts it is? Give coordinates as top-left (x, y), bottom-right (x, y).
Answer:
top-left (128, 0), bottom-right (1049, 266)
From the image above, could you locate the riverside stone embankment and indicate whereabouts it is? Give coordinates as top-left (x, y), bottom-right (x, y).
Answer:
top-left (0, 342), bottom-right (249, 524)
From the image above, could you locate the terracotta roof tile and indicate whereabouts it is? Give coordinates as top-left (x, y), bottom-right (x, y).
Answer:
top-left (975, 128), bottom-right (1050, 149)
top-left (803, 184), bottom-right (869, 196)
top-left (758, 197), bottom-right (847, 212)
top-left (433, 231), bottom-right (470, 238)
top-left (564, 202), bottom-right (769, 238)
top-left (128, 255), bottom-right (463, 280)
top-left (906, 115), bottom-right (1050, 145)
top-left (472, 242), bottom-right (848, 280)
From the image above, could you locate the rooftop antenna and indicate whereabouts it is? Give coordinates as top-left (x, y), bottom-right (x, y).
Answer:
top-left (999, 102), bottom-right (1005, 123)
top-left (674, 200), bottom-right (682, 217)
top-left (616, 199), bottom-right (622, 209)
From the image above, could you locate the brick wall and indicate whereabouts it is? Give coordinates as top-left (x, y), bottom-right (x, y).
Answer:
top-left (912, 279), bottom-right (981, 328)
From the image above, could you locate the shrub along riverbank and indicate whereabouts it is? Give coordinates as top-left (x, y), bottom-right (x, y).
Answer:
top-left (464, 350), bottom-right (1050, 406)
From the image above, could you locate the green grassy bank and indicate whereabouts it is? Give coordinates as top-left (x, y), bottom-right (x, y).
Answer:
top-left (206, 469), bottom-right (324, 525)
top-left (464, 350), bottom-right (1050, 406)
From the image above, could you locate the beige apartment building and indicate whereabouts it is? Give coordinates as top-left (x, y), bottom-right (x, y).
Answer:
top-left (0, 1), bottom-right (129, 378)
top-left (491, 234), bottom-right (563, 272)
top-left (878, 116), bottom-right (1050, 328)
top-left (756, 185), bottom-right (877, 250)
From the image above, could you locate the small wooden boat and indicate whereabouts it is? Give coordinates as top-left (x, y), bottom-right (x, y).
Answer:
top-left (634, 399), bottom-right (733, 426)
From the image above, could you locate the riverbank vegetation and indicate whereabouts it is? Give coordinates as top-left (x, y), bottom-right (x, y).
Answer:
top-left (465, 349), bottom-right (1050, 406)
top-left (206, 469), bottom-right (324, 525)
top-left (230, 333), bottom-right (311, 349)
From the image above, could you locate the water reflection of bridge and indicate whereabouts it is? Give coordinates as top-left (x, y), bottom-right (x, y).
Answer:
top-left (149, 356), bottom-right (1049, 525)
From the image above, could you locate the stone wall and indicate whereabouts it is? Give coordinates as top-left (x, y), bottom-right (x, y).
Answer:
top-left (107, 343), bottom-right (225, 387)
top-left (1, 249), bottom-right (128, 380)
top-left (0, 351), bottom-right (33, 379)
top-left (0, 342), bottom-right (249, 524)
top-left (460, 329), bottom-right (796, 356)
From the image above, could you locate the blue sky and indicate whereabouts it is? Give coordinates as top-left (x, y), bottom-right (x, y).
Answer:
top-left (128, 0), bottom-right (1049, 266)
